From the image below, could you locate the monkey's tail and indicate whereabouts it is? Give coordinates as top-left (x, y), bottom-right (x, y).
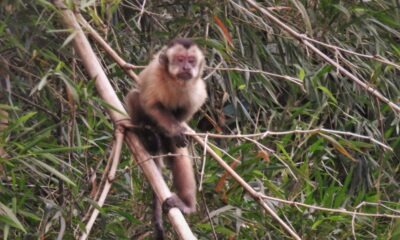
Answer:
top-left (153, 191), bottom-right (165, 240)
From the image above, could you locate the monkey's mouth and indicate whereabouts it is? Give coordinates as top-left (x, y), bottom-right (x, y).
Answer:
top-left (177, 72), bottom-right (193, 81)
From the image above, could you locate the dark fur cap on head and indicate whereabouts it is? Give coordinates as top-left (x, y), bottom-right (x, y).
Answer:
top-left (159, 38), bottom-right (197, 68)
top-left (167, 38), bottom-right (195, 49)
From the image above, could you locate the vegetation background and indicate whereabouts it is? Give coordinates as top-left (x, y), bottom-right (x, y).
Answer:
top-left (0, 0), bottom-right (399, 239)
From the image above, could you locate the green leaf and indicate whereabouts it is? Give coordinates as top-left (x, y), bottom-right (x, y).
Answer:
top-left (298, 67), bottom-right (305, 81)
top-left (30, 159), bottom-right (76, 186)
top-left (290, 0), bottom-right (313, 34)
top-left (20, 112), bottom-right (38, 124)
top-left (319, 133), bottom-right (357, 162)
top-left (56, 71), bottom-right (80, 104)
top-left (317, 86), bottom-right (337, 104)
top-left (60, 30), bottom-right (78, 49)
top-left (0, 202), bottom-right (26, 233)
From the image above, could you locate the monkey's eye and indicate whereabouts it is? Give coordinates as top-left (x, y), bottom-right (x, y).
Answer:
top-left (188, 57), bottom-right (196, 64)
top-left (176, 56), bottom-right (184, 63)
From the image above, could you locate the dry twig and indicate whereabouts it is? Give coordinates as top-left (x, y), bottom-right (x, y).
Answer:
top-left (80, 126), bottom-right (124, 240)
top-left (259, 194), bottom-right (400, 219)
top-left (208, 66), bottom-right (305, 89)
top-left (188, 127), bottom-right (392, 151)
top-left (303, 36), bottom-right (400, 71)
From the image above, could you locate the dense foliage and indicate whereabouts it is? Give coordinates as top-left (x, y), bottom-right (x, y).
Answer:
top-left (0, 0), bottom-right (399, 239)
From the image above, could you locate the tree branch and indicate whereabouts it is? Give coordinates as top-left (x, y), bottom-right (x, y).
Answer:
top-left (187, 127), bottom-right (392, 151)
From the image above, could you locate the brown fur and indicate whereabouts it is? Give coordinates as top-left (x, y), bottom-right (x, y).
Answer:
top-left (125, 39), bottom-right (206, 239)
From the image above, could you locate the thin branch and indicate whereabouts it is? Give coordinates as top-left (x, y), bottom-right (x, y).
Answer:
top-left (208, 66), bottom-right (304, 89)
top-left (203, 61), bottom-right (223, 80)
top-left (243, 136), bottom-right (274, 152)
top-left (82, 139), bottom-right (116, 223)
top-left (242, 0), bottom-right (400, 114)
top-left (198, 133), bottom-right (209, 191)
top-left (259, 194), bottom-right (400, 219)
top-left (80, 126), bottom-right (124, 240)
top-left (352, 211), bottom-right (358, 240)
top-left (303, 36), bottom-right (400, 71)
top-left (79, 12), bottom-right (305, 93)
top-left (136, 0), bottom-right (147, 30)
top-left (187, 127), bottom-right (392, 151)
top-left (200, 190), bottom-right (218, 240)
top-left (198, 134), bottom-right (218, 239)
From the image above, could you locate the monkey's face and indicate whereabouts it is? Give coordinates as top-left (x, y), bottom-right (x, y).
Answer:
top-left (164, 45), bottom-right (204, 81)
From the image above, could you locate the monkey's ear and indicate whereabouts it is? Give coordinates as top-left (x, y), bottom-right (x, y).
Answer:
top-left (198, 58), bottom-right (205, 75)
top-left (158, 50), bottom-right (169, 68)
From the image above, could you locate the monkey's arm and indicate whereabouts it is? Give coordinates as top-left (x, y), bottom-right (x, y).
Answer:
top-left (146, 102), bottom-right (188, 147)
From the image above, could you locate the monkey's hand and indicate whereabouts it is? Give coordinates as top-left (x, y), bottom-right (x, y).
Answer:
top-left (172, 131), bottom-right (188, 148)
top-left (144, 103), bottom-right (189, 147)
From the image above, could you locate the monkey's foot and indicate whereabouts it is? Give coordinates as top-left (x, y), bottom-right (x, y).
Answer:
top-left (162, 195), bottom-right (187, 214)
top-left (162, 194), bottom-right (195, 214)
top-left (162, 197), bottom-right (176, 214)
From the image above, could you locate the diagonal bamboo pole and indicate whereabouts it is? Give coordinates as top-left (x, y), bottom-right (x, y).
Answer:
top-left (52, 1), bottom-right (196, 239)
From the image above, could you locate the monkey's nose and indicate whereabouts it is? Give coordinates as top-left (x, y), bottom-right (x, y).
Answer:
top-left (183, 63), bottom-right (191, 71)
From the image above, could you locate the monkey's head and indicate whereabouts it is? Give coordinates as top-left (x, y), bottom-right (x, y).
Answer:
top-left (159, 38), bottom-right (205, 81)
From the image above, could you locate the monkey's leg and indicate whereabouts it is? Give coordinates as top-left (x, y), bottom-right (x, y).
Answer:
top-left (163, 147), bottom-right (196, 214)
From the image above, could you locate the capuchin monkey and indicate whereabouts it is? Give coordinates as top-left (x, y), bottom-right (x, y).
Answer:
top-left (125, 38), bottom-right (207, 239)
